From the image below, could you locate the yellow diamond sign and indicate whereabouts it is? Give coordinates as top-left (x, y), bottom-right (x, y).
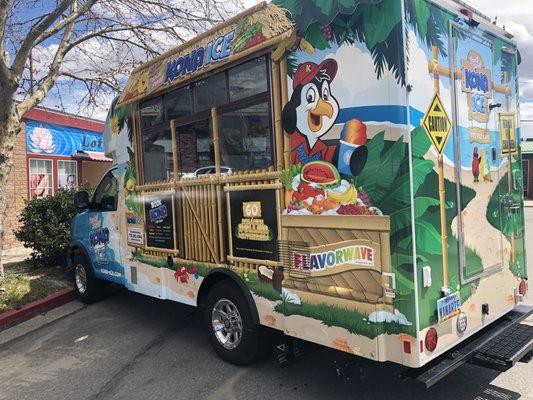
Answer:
top-left (422, 93), bottom-right (452, 154)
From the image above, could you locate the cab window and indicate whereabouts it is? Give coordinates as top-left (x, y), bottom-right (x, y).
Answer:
top-left (93, 169), bottom-right (119, 211)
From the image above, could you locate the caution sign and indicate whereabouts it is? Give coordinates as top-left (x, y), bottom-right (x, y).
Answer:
top-left (422, 93), bottom-right (452, 154)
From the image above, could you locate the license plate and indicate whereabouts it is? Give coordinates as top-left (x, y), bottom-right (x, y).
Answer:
top-left (437, 292), bottom-right (461, 322)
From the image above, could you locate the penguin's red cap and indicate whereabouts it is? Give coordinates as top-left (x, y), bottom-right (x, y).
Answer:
top-left (292, 59), bottom-right (338, 89)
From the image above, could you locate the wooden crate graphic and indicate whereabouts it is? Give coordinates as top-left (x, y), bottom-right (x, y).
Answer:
top-left (280, 215), bottom-right (392, 306)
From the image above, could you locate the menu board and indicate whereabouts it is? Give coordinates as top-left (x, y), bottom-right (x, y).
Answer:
top-left (229, 189), bottom-right (278, 261)
top-left (144, 192), bottom-right (175, 249)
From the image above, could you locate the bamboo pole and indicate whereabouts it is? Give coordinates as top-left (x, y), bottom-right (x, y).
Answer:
top-left (280, 56), bottom-right (291, 169)
top-left (226, 191), bottom-right (233, 258)
top-left (223, 183), bottom-right (282, 192)
top-left (211, 107), bottom-right (221, 177)
top-left (211, 107), bottom-right (226, 262)
top-left (431, 46), bottom-right (450, 290)
top-left (227, 255), bottom-right (279, 268)
top-left (271, 60), bottom-right (284, 171)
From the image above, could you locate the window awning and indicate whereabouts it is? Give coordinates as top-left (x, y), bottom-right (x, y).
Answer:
top-left (72, 150), bottom-right (113, 162)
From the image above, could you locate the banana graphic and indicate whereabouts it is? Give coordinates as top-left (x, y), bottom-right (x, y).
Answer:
top-left (327, 185), bottom-right (357, 205)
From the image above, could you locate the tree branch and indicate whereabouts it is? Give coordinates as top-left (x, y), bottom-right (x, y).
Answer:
top-left (16, 1), bottom-right (77, 115)
top-left (33, 0), bottom-right (98, 47)
top-left (10, 0), bottom-right (72, 76)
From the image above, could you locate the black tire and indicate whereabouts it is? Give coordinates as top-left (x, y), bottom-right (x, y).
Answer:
top-left (204, 281), bottom-right (268, 365)
top-left (72, 252), bottom-right (104, 304)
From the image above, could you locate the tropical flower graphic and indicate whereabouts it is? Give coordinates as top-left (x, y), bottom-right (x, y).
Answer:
top-left (89, 215), bottom-right (102, 230)
top-left (29, 127), bottom-right (55, 154)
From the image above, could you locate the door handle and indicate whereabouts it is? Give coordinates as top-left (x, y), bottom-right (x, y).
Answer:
top-left (492, 147), bottom-right (497, 163)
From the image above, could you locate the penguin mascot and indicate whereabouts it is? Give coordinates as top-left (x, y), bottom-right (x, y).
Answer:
top-left (282, 59), bottom-right (368, 177)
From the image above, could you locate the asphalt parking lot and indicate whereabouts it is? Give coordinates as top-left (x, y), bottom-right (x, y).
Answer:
top-left (0, 210), bottom-right (532, 400)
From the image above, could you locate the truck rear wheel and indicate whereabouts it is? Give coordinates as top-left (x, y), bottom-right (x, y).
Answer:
top-left (204, 281), bottom-right (268, 365)
top-left (73, 252), bottom-right (104, 304)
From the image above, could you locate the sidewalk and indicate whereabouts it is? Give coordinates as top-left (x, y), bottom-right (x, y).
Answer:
top-left (2, 246), bottom-right (31, 264)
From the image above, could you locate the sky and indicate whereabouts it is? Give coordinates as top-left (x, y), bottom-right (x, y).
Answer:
top-left (34, 0), bottom-right (533, 139)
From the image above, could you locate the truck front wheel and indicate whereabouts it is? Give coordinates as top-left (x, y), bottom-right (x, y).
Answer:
top-left (73, 252), bottom-right (104, 304)
top-left (204, 281), bottom-right (268, 365)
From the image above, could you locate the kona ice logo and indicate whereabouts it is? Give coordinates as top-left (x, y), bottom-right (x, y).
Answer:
top-left (293, 245), bottom-right (374, 271)
top-left (148, 199), bottom-right (168, 223)
top-left (461, 50), bottom-right (493, 123)
top-left (165, 31), bottom-right (234, 83)
top-left (90, 227), bottom-right (110, 265)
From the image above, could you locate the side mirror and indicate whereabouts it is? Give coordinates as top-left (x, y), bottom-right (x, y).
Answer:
top-left (74, 191), bottom-right (90, 209)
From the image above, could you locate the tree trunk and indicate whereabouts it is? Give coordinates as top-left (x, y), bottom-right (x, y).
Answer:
top-left (0, 96), bottom-right (21, 283)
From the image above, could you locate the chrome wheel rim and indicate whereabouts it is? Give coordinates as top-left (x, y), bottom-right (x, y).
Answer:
top-left (74, 264), bottom-right (87, 294)
top-left (211, 299), bottom-right (243, 350)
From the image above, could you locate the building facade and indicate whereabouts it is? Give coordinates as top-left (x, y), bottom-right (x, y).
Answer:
top-left (3, 106), bottom-right (111, 249)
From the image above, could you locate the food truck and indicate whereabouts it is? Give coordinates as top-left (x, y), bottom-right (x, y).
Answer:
top-left (69, 0), bottom-right (532, 386)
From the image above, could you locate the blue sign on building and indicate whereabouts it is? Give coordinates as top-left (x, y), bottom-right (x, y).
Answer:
top-left (26, 120), bottom-right (104, 156)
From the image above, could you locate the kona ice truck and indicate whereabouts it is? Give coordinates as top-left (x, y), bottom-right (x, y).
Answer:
top-left (69, 0), bottom-right (533, 386)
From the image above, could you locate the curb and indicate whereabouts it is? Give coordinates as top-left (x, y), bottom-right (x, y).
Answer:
top-left (0, 288), bottom-right (76, 332)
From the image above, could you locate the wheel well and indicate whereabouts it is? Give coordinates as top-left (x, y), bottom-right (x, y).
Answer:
top-left (197, 269), bottom-right (260, 325)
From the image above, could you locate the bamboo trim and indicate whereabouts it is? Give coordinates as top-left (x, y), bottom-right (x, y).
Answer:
top-left (223, 171), bottom-right (281, 182)
top-left (172, 188), bottom-right (178, 250)
top-left (177, 177), bottom-right (219, 187)
top-left (227, 255), bottom-right (279, 268)
top-left (280, 56), bottom-right (290, 169)
top-left (137, 181), bottom-right (175, 191)
top-left (223, 183), bottom-right (282, 192)
top-left (271, 59), bottom-right (284, 171)
top-left (216, 185), bottom-right (225, 263)
top-left (133, 110), bottom-right (144, 185)
top-left (226, 191), bottom-right (233, 258)
top-left (211, 107), bottom-right (222, 177)
top-left (275, 188), bottom-right (282, 241)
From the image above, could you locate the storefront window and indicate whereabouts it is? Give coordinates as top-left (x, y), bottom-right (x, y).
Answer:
top-left (228, 57), bottom-right (268, 102)
top-left (194, 73), bottom-right (228, 112)
top-left (29, 159), bottom-right (53, 199)
top-left (58, 160), bottom-right (78, 190)
top-left (218, 102), bottom-right (272, 171)
top-left (176, 119), bottom-right (213, 174)
top-left (142, 125), bottom-right (174, 183)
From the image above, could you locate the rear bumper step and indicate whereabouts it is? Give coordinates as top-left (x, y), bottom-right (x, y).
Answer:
top-left (472, 323), bottom-right (533, 371)
top-left (402, 305), bottom-right (533, 388)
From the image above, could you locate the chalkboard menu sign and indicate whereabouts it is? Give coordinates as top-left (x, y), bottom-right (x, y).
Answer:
top-left (229, 189), bottom-right (278, 261)
top-left (144, 192), bottom-right (175, 249)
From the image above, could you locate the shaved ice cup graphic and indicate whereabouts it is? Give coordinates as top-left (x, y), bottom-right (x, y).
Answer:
top-left (337, 119), bottom-right (367, 176)
top-left (338, 140), bottom-right (359, 176)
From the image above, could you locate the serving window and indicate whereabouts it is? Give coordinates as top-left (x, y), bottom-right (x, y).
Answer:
top-left (138, 54), bottom-right (273, 183)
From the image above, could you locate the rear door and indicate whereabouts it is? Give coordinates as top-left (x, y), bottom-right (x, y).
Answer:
top-left (451, 24), bottom-right (504, 283)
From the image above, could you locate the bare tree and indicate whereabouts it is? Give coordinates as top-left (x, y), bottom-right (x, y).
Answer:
top-left (0, 0), bottom-right (243, 280)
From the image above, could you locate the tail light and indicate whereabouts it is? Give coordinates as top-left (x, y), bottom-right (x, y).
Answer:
top-left (425, 328), bottom-right (438, 352)
top-left (518, 279), bottom-right (528, 296)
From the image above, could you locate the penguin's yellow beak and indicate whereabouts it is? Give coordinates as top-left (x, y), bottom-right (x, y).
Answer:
top-left (308, 98), bottom-right (334, 133)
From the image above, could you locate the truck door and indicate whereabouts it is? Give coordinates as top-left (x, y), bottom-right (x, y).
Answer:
top-left (83, 168), bottom-right (125, 285)
top-left (451, 25), bottom-right (504, 282)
